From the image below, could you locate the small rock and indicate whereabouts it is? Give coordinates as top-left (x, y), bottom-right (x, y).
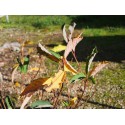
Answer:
top-left (0, 42), bottom-right (20, 52)
top-left (0, 61), bottom-right (5, 67)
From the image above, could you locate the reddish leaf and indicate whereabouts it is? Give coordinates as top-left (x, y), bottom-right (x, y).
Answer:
top-left (20, 77), bottom-right (52, 96)
top-left (38, 43), bottom-right (60, 62)
top-left (89, 61), bottom-right (108, 77)
top-left (64, 33), bottom-right (83, 59)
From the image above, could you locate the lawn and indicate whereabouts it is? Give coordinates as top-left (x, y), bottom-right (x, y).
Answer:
top-left (0, 15), bottom-right (125, 109)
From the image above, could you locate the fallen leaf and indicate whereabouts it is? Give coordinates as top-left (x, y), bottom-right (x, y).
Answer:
top-left (24, 40), bottom-right (33, 46)
top-left (69, 97), bottom-right (77, 106)
top-left (30, 100), bottom-right (53, 108)
top-left (28, 48), bottom-right (34, 54)
top-left (20, 94), bottom-right (32, 109)
top-left (0, 72), bottom-right (3, 82)
top-left (0, 61), bottom-right (5, 67)
top-left (12, 65), bottom-right (19, 83)
top-left (20, 77), bottom-right (52, 96)
top-left (89, 61), bottom-right (108, 77)
top-left (29, 67), bottom-right (39, 72)
top-left (45, 70), bottom-right (66, 92)
top-left (14, 82), bottom-right (21, 87)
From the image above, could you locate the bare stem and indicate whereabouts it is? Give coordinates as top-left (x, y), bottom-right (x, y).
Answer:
top-left (71, 51), bottom-right (79, 66)
top-left (53, 83), bottom-right (64, 108)
top-left (73, 80), bottom-right (88, 109)
top-left (32, 56), bottom-right (42, 80)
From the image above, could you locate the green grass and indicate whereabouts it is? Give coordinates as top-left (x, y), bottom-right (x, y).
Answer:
top-left (0, 15), bottom-right (125, 108)
top-left (0, 15), bottom-right (71, 30)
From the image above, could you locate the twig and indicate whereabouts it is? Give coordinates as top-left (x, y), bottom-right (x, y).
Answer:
top-left (71, 50), bottom-right (79, 67)
top-left (31, 56), bottom-right (42, 80)
top-left (53, 83), bottom-right (64, 108)
top-left (72, 80), bottom-right (88, 108)
top-left (1, 98), bottom-right (6, 109)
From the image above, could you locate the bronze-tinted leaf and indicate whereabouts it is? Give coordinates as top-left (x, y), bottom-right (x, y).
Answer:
top-left (64, 33), bottom-right (83, 59)
top-left (38, 43), bottom-right (60, 62)
top-left (89, 61), bottom-right (108, 77)
top-left (20, 77), bottom-right (52, 96)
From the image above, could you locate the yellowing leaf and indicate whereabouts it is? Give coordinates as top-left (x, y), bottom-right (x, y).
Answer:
top-left (51, 44), bottom-right (66, 52)
top-left (14, 82), bottom-right (21, 87)
top-left (13, 63), bottom-right (19, 69)
top-left (24, 40), bottom-right (33, 46)
top-left (28, 48), bottom-right (34, 54)
top-left (12, 65), bottom-right (19, 83)
top-left (63, 58), bottom-right (77, 75)
top-left (45, 70), bottom-right (66, 92)
top-left (29, 67), bottom-right (39, 72)
top-left (89, 61), bottom-right (108, 77)
top-left (20, 77), bottom-right (52, 96)
top-left (69, 97), bottom-right (77, 106)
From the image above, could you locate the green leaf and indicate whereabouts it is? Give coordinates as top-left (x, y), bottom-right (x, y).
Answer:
top-left (89, 76), bottom-right (96, 84)
top-left (22, 56), bottom-right (30, 73)
top-left (30, 100), bottom-right (53, 109)
top-left (86, 47), bottom-right (98, 74)
top-left (5, 96), bottom-right (13, 109)
top-left (70, 73), bottom-right (86, 83)
top-left (18, 55), bottom-right (30, 73)
top-left (62, 101), bottom-right (69, 107)
top-left (49, 50), bottom-right (61, 59)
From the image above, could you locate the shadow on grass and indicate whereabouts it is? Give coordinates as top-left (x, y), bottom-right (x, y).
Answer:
top-left (65, 35), bottom-right (125, 62)
top-left (82, 99), bottom-right (121, 109)
top-left (62, 93), bottom-right (121, 109)
top-left (70, 15), bottom-right (125, 29)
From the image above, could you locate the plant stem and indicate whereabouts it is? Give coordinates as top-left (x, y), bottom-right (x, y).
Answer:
top-left (32, 56), bottom-right (42, 80)
top-left (73, 80), bottom-right (88, 109)
top-left (71, 51), bottom-right (79, 67)
top-left (53, 83), bottom-right (64, 108)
